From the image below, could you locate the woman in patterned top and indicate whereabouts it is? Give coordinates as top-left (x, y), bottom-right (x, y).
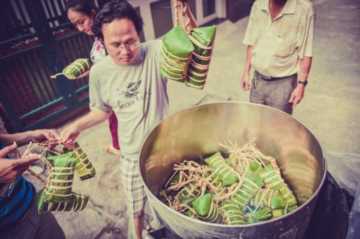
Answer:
top-left (66, 0), bottom-right (121, 155)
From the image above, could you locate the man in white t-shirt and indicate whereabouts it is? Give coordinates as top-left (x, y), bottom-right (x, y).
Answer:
top-left (60, 1), bottom-right (168, 238)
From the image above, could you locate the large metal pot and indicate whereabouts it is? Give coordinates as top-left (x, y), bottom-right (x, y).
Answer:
top-left (140, 102), bottom-right (326, 239)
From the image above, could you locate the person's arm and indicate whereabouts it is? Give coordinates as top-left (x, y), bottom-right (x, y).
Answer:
top-left (241, 2), bottom-right (257, 91)
top-left (241, 45), bottom-right (253, 91)
top-left (62, 57), bottom-right (111, 145)
top-left (173, 0), bottom-right (197, 33)
top-left (289, 57), bottom-right (312, 105)
top-left (60, 109), bottom-right (110, 145)
top-left (298, 57), bottom-right (312, 83)
top-left (289, 5), bottom-right (314, 106)
top-left (0, 129), bottom-right (59, 146)
top-left (0, 143), bottom-right (40, 193)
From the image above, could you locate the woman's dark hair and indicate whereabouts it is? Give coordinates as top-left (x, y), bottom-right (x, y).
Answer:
top-left (92, 0), bottom-right (143, 39)
top-left (65, 0), bottom-right (97, 16)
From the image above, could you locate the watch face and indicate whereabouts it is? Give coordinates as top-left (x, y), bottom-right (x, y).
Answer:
top-left (298, 80), bottom-right (307, 86)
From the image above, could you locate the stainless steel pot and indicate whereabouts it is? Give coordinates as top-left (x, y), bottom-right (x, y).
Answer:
top-left (140, 102), bottom-right (326, 239)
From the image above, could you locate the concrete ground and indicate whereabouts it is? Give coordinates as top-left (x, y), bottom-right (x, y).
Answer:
top-left (34, 0), bottom-right (360, 238)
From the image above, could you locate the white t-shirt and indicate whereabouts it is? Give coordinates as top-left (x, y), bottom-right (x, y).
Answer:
top-left (89, 40), bottom-right (169, 156)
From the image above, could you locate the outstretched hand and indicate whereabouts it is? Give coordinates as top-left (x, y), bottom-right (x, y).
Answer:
top-left (60, 124), bottom-right (80, 148)
top-left (30, 129), bottom-right (60, 142)
top-left (0, 143), bottom-right (40, 184)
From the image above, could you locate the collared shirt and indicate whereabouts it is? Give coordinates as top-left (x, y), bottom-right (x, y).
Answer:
top-left (243, 0), bottom-right (314, 77)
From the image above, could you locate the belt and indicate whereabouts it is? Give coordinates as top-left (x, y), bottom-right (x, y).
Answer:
top-left (255, 71), bottom-right (297, 81)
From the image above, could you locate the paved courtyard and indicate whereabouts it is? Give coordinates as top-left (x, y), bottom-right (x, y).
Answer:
top-left (27, 0), bottom-right (360, 238)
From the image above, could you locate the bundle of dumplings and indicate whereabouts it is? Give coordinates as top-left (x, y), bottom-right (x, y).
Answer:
top-left (51, 58), bottom-right (91, 80)
top-left (160, 0), bottom-right (216, 89)
top-left (35, 143), bottom-right (95, 214)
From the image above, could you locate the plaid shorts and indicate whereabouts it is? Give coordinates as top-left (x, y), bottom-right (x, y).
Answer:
top-left (119, 154), bottom-right (146, 217)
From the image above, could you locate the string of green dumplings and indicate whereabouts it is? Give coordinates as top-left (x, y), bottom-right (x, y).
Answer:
top-left (51, 58), bottom-right (91, 80)
top-left (37, 144), bottom-right (95, 214)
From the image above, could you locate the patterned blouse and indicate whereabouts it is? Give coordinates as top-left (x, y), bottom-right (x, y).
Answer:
top-left (90, 38), bottom-right (107, 64)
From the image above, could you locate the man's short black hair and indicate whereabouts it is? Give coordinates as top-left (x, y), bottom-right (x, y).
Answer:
top-left (92, 0), bottom-right (144, 39)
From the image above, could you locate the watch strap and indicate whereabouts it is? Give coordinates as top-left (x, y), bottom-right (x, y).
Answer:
top-left (298, 80), bottom-right (308, 86)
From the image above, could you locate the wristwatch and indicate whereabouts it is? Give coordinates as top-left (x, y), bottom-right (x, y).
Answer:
top-left (297, 80), bottom-right (308, 86)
